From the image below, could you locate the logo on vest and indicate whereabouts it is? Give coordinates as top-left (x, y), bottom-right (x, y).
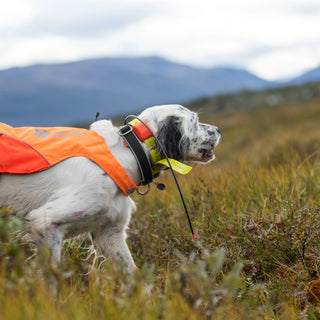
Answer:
top-left (34, 129), bottom-right (85, 139)
top-left (34, 129), bottom-right (48, 138)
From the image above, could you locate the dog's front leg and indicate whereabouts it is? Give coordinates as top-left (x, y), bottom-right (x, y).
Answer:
top-left (93, 225), bottom-right (136, 274)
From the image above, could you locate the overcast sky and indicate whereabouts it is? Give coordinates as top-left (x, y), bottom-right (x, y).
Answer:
top-left (1, 0), bottom-right (320, 80)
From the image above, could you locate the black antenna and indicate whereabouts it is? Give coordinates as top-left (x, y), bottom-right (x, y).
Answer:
top-left (95, 112), bottom-right (100, 122)
top-left (125, 115), bottom-right (195, 239)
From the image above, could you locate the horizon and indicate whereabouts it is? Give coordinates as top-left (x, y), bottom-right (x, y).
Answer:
top-left (0, 54), bottom-right (317, 82)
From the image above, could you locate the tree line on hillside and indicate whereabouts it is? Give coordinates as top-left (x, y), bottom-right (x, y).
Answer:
top-left (188, 81), bottom-right (320, 113)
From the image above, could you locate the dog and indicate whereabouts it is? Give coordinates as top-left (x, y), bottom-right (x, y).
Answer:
top-left (0, 104), bottom-right (220, 273)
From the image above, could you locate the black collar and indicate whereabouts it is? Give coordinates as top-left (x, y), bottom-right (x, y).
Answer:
top-left (119, 124), bottom-right (153, 185)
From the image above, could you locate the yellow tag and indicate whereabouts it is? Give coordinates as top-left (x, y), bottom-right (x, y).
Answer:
top-left (144, 137), bottom-right (156, 148)
top-left (150, 148), bottom-right (162, 163)
top-left (156, 158), bottom-right (192, 175)
top-left (128, 119), bottom-right (140, 126)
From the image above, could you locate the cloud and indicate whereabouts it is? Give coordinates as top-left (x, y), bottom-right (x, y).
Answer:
top-left (9, 0), bottom-right (165, 38)
top-left (290, 1), bottom-right (320, 15)
top-left (0, 0), bottom-right (36, 29)
top-left (0, 0), bottom-right (320, 79)
top-left (248, 44), bottom-right (320, 80)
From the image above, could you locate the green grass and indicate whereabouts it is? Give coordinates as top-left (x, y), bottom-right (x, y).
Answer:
top-left (1, 97), bottom-right (320, 319)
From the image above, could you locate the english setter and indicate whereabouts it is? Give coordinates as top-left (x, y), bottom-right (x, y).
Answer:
top-left (0, 105), bottom-right (220, 273)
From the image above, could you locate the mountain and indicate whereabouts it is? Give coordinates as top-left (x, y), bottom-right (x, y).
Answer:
top-left (0, 56), bottom-right (271, 126)
top-left (290, 66), bottom-right (320, 85)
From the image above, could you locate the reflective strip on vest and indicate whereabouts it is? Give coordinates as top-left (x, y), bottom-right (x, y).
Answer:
top-left (0, 123), bottom-right (138, 196)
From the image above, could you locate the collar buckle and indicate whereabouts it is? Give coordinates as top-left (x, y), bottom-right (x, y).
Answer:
top-left (119, 125), bottom-right (133, 136)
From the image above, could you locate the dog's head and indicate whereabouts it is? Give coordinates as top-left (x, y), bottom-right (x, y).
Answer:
top-left (139, 104), bottom-right (221, 163)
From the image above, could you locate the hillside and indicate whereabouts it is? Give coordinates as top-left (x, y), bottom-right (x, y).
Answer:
top-left (188, 81), bottom-right (320, 113)
top-left (291, 65), bottom-right (320, 85)
top-left (1, 56), bottom-right (320, 127)
top-left (1, 92), bottom-right (320, 318)
top-left (0, 56), bottom-right (271, 126)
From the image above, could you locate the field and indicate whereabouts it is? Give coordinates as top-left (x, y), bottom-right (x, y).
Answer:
top-left (1, 94), bottom-right (320, 319)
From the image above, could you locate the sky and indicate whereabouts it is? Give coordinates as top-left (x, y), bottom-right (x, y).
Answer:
top-left (1, 0), bottom-right (320, 80)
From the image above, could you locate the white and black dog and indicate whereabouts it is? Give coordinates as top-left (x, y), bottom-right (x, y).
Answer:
top-left (0, 104), bottom-right (220, 273)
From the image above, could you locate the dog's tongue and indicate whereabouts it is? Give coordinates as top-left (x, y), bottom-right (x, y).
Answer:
top-left (204, 150), bottom-right (213, 158)
top-left (199, 148), bottom-right (213, 159)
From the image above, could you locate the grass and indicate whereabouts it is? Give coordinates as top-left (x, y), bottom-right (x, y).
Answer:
top-left (1, 96), bottom-right (320, 319)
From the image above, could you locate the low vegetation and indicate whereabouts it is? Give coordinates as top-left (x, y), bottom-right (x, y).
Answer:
top-left (1, 87), bottom-right (320, 319)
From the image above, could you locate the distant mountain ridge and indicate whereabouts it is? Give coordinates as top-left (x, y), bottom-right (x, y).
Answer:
top-left (0, 56), bottom-right (319, 126)
top-left (290, 66), bottom-right (320, 85)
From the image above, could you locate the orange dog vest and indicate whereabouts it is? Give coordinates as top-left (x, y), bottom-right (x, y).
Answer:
top-left (0, 123), bottom-right (138, 195)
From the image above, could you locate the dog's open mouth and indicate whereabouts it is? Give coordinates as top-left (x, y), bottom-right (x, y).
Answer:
top-left (198, 148), bottom-right (214, 160)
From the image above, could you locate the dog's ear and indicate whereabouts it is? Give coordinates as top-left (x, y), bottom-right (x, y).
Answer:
top-left (156, 116), bottom-right (190, 161)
